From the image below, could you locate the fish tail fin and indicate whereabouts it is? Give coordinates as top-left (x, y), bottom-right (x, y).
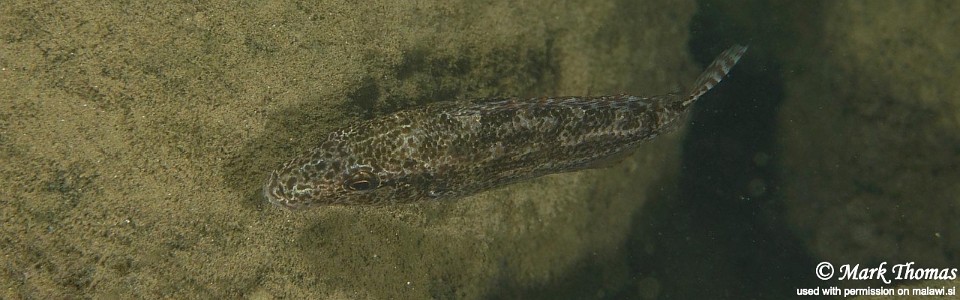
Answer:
top-left (682, 45), bottom-right (747, 107)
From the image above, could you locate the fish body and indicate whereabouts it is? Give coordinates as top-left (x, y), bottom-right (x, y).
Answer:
top-left (264, 46), bottom-right (746, 208)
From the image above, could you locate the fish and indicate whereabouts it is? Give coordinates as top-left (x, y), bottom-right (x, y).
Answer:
top-left (263, 45), bottom-right (747, 209)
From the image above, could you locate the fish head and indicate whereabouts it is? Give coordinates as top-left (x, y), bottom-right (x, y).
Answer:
top-left (262, 160), bottom-right (389, 209)
top-left (262, 127), bottom-right (420, 209)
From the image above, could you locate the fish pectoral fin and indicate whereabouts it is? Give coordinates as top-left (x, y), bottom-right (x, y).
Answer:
top-left (583, 148), bottom-right (637, 170)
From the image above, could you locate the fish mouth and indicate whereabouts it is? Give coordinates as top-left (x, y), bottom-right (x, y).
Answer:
top-left (262, 173), bottom-right (291, 209)
top-left (263, 184), bottom-right (302, 210)
top-left (262, 171), bottom-right (314, 210)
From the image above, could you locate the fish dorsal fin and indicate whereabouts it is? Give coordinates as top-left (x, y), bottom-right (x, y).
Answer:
top-left (682, 45), bottom-right (748, 107)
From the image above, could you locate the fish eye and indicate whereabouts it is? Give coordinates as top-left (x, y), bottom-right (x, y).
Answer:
top-left (345, 170), bottom-right (379, 191)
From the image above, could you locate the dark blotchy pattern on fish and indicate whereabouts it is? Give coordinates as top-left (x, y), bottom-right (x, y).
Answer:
top-left (264, 46), bottom-right (747, 209)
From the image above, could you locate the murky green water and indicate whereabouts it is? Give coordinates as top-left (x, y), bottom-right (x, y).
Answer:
top-left (1, 0), bottom-right (956, 299)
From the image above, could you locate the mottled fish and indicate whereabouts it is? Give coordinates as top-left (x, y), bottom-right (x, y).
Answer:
top-left (264, 45), bottom-right (747, 209)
